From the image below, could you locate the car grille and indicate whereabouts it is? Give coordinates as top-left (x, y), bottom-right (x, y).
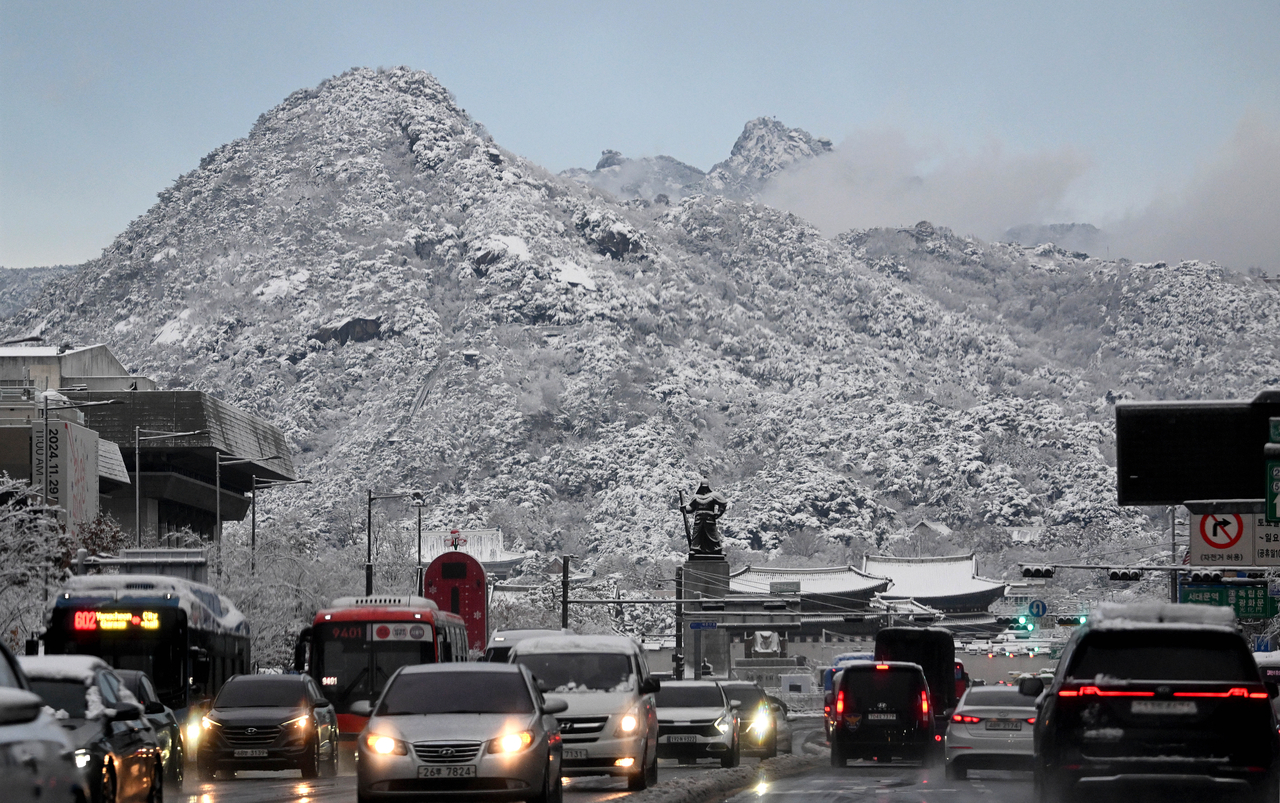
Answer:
top-left (557, 716), bottom-right (609, 743)
top-left (413, 741), bottom-right (483, 764)
top-left (659, 721), bottom-right (721, 738)
top-left (222, 725), bottom-right (282, 748)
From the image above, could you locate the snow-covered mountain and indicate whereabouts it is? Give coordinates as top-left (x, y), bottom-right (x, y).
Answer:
top-left (4, 68), bottom-right (1277, 649)
top-left (560, 150), bottom-right (705, 202)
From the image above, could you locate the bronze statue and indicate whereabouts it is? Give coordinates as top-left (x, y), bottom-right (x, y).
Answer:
top-left (680, 481), bottom-right (728, 555)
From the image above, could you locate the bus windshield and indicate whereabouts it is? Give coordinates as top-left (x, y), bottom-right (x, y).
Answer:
top-left (316, 622), bottom-right (435, 711)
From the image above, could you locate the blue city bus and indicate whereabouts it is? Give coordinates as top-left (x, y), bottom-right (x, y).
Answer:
top-left (42, 574), bottom-right (250, 749)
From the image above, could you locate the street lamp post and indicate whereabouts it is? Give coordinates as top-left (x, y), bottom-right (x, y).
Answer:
top-left (135, 428), bottom-right (207, 547)
top-left (250, 478), bottom-right (311, 575)
top-left (215, 454), bottom-right (285, 543)
top-left (413, 495), bottom-right (427, 595)
top-left (366, 489), bottom-right (422, 596)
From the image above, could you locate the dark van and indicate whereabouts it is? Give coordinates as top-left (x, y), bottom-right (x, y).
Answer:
top-left (830, 661), bottom-right (935, 766)
top-left (875, 627), bottom-right (958, 725)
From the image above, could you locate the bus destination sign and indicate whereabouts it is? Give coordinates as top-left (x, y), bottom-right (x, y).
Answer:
top-left (72, 610), bottom-right (161, 632)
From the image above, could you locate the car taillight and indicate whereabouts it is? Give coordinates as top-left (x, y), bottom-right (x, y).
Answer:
top-left (836, 690), bottom-right (844, 716)
top-left (920, 690), bottom-right (929, 716)
top-left (951, 715), bottom-right (980, 723)
top-left (1026, 718), bottom-right (1036, 724)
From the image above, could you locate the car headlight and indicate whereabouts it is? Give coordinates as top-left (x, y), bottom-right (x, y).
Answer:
top-left (74, 749), bottom-right (91, 769)
top-left (747, 708), bottom-right (772, 734)
top-left (283, 714), bottom-right (310, 730)
top-left (489, 731), bottom-right (534, 754)
top-left (201, 715), bottom-right (220, 730)
top-left (186, 722), bottom-right (201, 747)
top-left (615, 706), bottom-right (641, 736)
top-left (364, 734), bottom-right (409, 756)
top-left (714, 715), bottom-right (732, 735)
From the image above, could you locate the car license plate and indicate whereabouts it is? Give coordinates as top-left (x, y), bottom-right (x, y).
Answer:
top-left (985, 720), bottom-right (1021, 731)
top-left (418, 765), bottom-right (477, 778)
top-left (233, 749), bottom-right (268, 758)
top-left (866, 712), bottom-right (896, 721)
top-left (1131, 700), bottom-right (1197, 715)
top-left (666, 735), bottom-right (697, 743)
top-left (563, 749), bottom-right (588, 760)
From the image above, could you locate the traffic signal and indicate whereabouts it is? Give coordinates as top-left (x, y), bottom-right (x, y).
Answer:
top-left (1108, 568), bottom-right (1144, 581)
top-left (1007, 615), bottom-right (1036, 632)
top-left (995, 616), bottom-right (1013, 626)
top-left (1056, 615), bottom-right (1088, 626)
top-left (1021, 565), bottom-right (1055, 579)
top-left (1187, 570), bottom-right (1223, 583)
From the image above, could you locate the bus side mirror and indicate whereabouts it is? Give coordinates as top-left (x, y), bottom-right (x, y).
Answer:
top-left (349, 700), bottom-right (373, 717)
top-left (294, 627), bottom-right (311, 674)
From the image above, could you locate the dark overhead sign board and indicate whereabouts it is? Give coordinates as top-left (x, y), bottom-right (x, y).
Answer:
top-left (1115, 392), bottom-right (1280, 506)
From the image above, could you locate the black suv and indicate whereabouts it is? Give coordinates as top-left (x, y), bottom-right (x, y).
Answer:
top-left (830, 661), bottom-right (935, 766)
top-left (197, 674), bottom-right (339, 779)
top-left (1031, 603), bottom-right (1280, 802)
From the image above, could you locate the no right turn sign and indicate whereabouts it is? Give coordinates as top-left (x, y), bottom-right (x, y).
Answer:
top-left (1191, 513), bottom-right (1252, 566)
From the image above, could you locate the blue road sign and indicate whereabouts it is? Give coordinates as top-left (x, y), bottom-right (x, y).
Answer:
top-left (689, 621), bottom-right (717, 630)
top-left (1028, 599), bottom-right (1049, 618)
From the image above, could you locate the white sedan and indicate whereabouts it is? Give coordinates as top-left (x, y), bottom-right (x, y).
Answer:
top-left (943, 686), bottom-right (1037, 779)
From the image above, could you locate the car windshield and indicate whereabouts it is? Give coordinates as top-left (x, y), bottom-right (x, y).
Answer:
top-left (215, 680), bottom-right (307, 708)
top-left (655, 685), bottom-right (723, 708)
top-left (514, 652), bottom-right (634, 693)
top-left (1068, 630), bottom-right (1257, 682)
top-left (960, 688), bottom-right (1036, 708)
top-left (377, 672), bottom-right (534, 715)
top-left (723, 686), bottom-right (766, 709)
top-left (29, 680), bottom-right (87, 718)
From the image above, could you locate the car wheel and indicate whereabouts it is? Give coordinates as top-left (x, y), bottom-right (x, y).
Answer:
top-left (320, 737), bottom-right (338, 778)
top-left (167, 740), bottom-right (183, 788)
top-left (300, 738), bottom-right (320, 779)
top-left (762, 736), bottom-right (777, 759)
top-left (148, 758), bottom-right (164, 803)
top-left (945, 761), bottom-right (966, 780)
top-left (720, 743), bottom-right (739, 769)
top-left (98, 762), bottom-right (118, 803)
top-left (645, 749), bottom-right (658, 786)
top-left (529, 766), bottom-right (563, 803)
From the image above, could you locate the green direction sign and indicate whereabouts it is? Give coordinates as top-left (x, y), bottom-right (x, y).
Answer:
top-left (1181, 584), bottom-right (1279, 619)
top-left (1269, 459), bottom-right (1280, 525)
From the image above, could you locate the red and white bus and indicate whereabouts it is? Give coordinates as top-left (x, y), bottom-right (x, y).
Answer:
top-left (293, 595), bottom-right (468, 740)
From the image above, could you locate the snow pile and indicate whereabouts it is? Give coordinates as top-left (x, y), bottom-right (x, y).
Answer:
top-left (625, 753), bottom-right (822, 803)
top-left (1093, 601), bottom-right (1236, 628)
top-left (17, 655), bottom-right (108, 682)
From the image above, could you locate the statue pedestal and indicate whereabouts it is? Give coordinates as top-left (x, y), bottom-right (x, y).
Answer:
top-left (682, 556), bottom-right (729, 680)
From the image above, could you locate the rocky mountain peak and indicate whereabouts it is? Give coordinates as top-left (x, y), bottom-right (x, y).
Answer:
top-left (693, 117), bottom-right (833, 199)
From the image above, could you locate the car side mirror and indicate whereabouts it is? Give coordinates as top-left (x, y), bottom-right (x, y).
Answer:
top-left (313, 698), bottom-right (331, 709)
top-left (348, 700), bottom-right (373, 717)
top-left (0, 689), bottom-right (43, 725)
top-left (144, 701), bottom-right (166, 715)
top-left (640, 677), bottom-right (661, 695)
top-left (729, 699), bottom-right (742, 710)
top-left (543, 697), bottom-right (568, 715)
top-left (1018, 677), bottom-right (1045, 697)
top-left (1266, 681), bottom-right (1278, 699)
top-left (109, 702), bottom-right (144, 722)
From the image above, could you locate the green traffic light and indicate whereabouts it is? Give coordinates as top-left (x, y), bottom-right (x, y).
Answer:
top-left (1028, 623), bottom-right (1035, 631)
top-left (1018, 616), bottom-right (1027, 624)
top-left (1079, 615), bottom-right (1087, 624)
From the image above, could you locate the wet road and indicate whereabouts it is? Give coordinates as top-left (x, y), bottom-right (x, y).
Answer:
top-left (727, 764), bottom-right (1034, 803)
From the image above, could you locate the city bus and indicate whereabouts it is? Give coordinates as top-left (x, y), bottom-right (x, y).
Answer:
top-left (43, 573), bottom-right (250, 750)
top-left (293, 595), bottom-right (469, 741)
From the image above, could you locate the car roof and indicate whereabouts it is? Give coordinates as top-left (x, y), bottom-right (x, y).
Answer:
top-left (226, 673), bottom-right (308, 683)
top-left (512, 635), bottom-right (639, 655)
top-left (18, 655), bottom-right (110, 682)
top-left (661, 680), bottom-right (721, 687)
top-left (399, 662), bottom-right (525, 676)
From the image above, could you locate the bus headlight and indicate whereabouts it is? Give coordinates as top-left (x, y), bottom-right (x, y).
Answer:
top-left (365, 734), bottom-right (408, 756)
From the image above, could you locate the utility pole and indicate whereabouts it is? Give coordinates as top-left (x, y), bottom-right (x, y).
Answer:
top-left (1170, 506), bottom-right (1178, 603)
top-left (674, 566), bottom-right (684, 680)
top-left (561, 555), bottom-right (572, 629)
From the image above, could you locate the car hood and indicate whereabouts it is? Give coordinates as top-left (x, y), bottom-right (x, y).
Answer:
top-left (209, 706), bottom-right (309, 726)
top-left (551, 691), bottom-right (637, 719)
top-left (657, 706), bottom-right (724, 722)
top-left (368, 713), bottom-right (535, 743)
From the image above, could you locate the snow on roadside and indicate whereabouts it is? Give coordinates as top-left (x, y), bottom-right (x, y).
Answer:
top-left (626, 753), bottom-right (823, 803)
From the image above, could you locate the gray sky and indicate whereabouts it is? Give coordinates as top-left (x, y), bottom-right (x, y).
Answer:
top-left (2, 0), bottom-right (1278, 269)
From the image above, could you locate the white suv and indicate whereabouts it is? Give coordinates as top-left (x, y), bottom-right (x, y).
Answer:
top-left (509, 635), bottom-right (660, 790)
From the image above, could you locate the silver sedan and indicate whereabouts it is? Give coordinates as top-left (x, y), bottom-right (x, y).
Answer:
top-left (943, 686), bottom-right (1037, 779)
top-left (353, 663), bottom-right (566, 803)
